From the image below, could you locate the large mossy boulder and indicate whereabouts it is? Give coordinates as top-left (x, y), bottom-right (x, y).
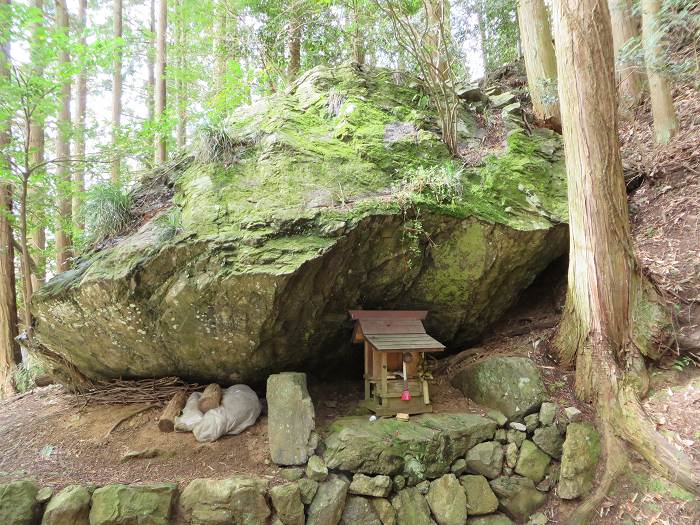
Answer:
top-left (558, 422), bottom-right (601, 499)
top-left (323, 413), bottom-right (496, 477)
top-left (31, 63), bottom-right (567, 385)
top-left (89, 483), bottom-right (176, 525)
top-left (451, 356), bottom-right (547, 419)
top-left (41, 485), bottom-right (92, 525)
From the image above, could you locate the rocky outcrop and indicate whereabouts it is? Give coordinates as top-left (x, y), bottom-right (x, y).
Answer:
top-left (31, 63), bottom-right (568, 385)
top-left (267, 372), bottom-right (317, 466)
top-left (323, 413), bottom-right (497, 477)
top-left (451, 356), bottom-right (548, 419)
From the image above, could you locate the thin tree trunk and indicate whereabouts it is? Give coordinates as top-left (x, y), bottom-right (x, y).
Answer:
top-left (213, 1), bottom-right (228, 93)
top-left (147, 0), bottom-right (155, 121)
top-left (426, 0), bottom-right (449, 82)
top-left (287, 16), bottom-right (301, 79)
top-left (111, 0), bottom-right (123, 182)
top-left (73, 0), bottom-right (87, 230)
top-left (175, 0), bottom-right (186, 148)
top-left (0, 0), bottom-right (20, 396)
top-left (351, 0), bottom-right (365, 65)
top-left (551, 0), bottom-right (699, 518)
top-left (517, 0), bottom-right (560, 127)
top-left (154, 0), bottom-right (167, 163)
top-left (641, 0), bottom-right (678, 143)
top-left (476, 0), bottom-right (488, 72)
top-left (29, 0), bottom-right (45, 290)
top-left (55, 0), bottom-right (72, 273)
top-left (609, 0), bottom-right (645, 118)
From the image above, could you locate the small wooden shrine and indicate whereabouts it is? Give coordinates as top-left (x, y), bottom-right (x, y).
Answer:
top-left (349, 310), bottom-right (445, 416)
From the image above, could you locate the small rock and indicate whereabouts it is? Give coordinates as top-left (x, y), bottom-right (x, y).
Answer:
top-left (393, 475), bottom-right (406, 492)
top-left (509, 422), bottom-right (527, 432)
top-left (270, 483), bottom-right (304, 525)
top-left (466, 441), bottom-right (504, 479)
top-left (415, 480), bottom-right (430, 495)
top-left (494, 429), bottom-right (508, 443)
top-left (41, 485), bottom-right (91, 525)
top-left (487, 410), bottom-right (508, 426)
top-left (505, 442), bottom-right (519, 469)
top-left (391, 488), bottom-right (434, 525)
top-left (489, 476), bottom-right (546, 522)
top-left (297, 478), bottom-right (319, 505)
top-left (503, 467), bottom-right (513, 476)
top-left (370, 498), bottom-right (397, 525)
top-left (36, 486), bottom-right (53, 504)
top-left (91, 483), bottom-right (177, 525)
top-left (306, 455), bottom-right (329, 482)
top-left (526, 512), bottom-right (548, 525)
top-left (349, 474), bottom-right (392, 498)
top-left (467, 515), bottom-right (515, 525)
top-left (280, 468), bottom-right (304, 482)
top-left (538, 403), bottom-right (557, 426)
top-left (461, 474), bottom-right (498, 516)
top-left (450, 459), bottom-right (467, 476)
top-left (523, 414), bottom-right (539, 433)
top-left (426, 474), bottom-right (467, 525)
top-left (307, 474), bottom-right (350, 525)
top-left (0, 480), bottom-right (39, 525)
top-left (506, 429), bottom-right (526, 447)
top-left (489, 92), bottom-right (517, 108)
top-left (563, 407), bottom-right (582, 423)
top-left (514, 441), bottom-right (551, 483)
top-left (340, 496), bottom-right (382, 525)
top-left (558, 422), bottom-right (601, 499)
top-left (532, 426), bottom-right (564, 459)
top-left (536, 478), bottom-right (552, 492)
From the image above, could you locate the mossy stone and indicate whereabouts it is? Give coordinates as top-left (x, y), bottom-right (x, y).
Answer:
top-left (340, 496), bottom-right (382, 525)
top-left (0, 480), bottom-right (39, 525)
top-left (489, 476), bottom-right (546, 522)
top-left (178, 476), bottom-right (269, 525)
top-left (460, 475), bottom-right (498, 516)
top-left (514, 441), bottom-right (551, 483)
top-left (465, 441), bottom-right (504, 479)
top-left (41, 485), bottom-right (92, 525)
top-left (89, 483), bottom-right (176, 525)
top-left (426, 474), bottom-right (467, 525)
top-left (269, 483), bottom-right (304, 525)
top-left (307, 474), bottom-right (349, 525)
top-left (558, 422), bottom-right (601, 499)
top-left (391, 488), bottom-right (435, 525)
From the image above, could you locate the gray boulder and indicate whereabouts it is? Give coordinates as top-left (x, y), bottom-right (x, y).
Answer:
top-left (297, 478), bottom-right (319, 505)
top-left (426, 474), bottom-right (467, 525)
top-left (514, 440), bottom-right (550, 483)
top-left (178, 476), bottom-right (270, 525)
top-left (269, 483), bottom-right (304, 525)
top-left (489, 476), bottom-right (546, 522)
top-left (41, 485), bottom-right (92, 525)
top-left (267, 372), bottom-right (316, 466)
top-left (340, 496), bottom-right (382, 525)
top-left (451, 357), bottom-right (547, 419)
top-left (0, 480), bottom-right (39, 525)
top-left (307, 474), bottom-right (350, 525)
top-left (370, 498), bottom-right (397, 525)
top-left (306, 455), bottom-right (328, 482)
top-left (460, 475), bottom-right (498, 516)
top-left (532, 426), bottom-right (564, 459)
top-left (349, 474), bottom-right (392, 498)
top-left (391, 488), bottom-right (436, 525)
top-left (538, 403), bottom-right (557, 426)
top-left (90, 483), bottom-right (176, 525)
top-left (466, 441), bottom-right (504, 479)
top-left (558, 422), bottom-right (601, 499)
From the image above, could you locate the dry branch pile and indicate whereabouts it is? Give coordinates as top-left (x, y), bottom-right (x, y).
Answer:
top-left (70, 376), bottom-right (198, 406)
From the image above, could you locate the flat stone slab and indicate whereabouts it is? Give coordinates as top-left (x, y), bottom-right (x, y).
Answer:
top-left (323, 413), bottom-right (496, 478)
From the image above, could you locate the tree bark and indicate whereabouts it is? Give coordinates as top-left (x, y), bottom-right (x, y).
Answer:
top-left (111, 0), bottom-right (123, 182)
top-left (551, 0), bottom-right (699, 515)
top-left (641, 0), bottom-right (678, 144)
top-left (351, 0), bottom-right (365, 65)
top-left (476, 0), bottom-right (488, 72)
top-left (175, 0), bottom-right (186, 148)
top-left (287, 16), bottom-right (301, 79)
top-left (73, 0), bottom-right (87, 230)
top-left (55, 0), bottom-right (72, 273)
top-left (147, 0), bottom-right (155, 122)
top-left (154, 0), bottom-right (167, 163)
top-left (517, 0), bottom-right (560, 127)
top-left (0, 0), bottom-right (20, 396)
top-left (609, 0), bottom-right (644, 118)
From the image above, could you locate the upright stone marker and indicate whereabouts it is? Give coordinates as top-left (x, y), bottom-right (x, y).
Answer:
top-left (267, 372), bottom-right (317, 465)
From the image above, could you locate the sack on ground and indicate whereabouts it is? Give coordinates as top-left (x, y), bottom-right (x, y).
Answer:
top-left (174, 392), bottom-right (203, 432)
top-left (192, 385), bottom-right (261, 442)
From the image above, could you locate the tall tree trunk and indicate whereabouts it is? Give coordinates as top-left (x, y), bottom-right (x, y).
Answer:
top-left (154, 0), bottom-right (167, 163)
top-left (426, 0), bottom-right (449, 82)
top-left (609, 0), bottom-right (645, 118)
top-left (213, 1), bottom-right (228, 93)
top-left (29, 0), bottom-right (45, 290)
top-left (73, 0), bottom-right (87, 230)
top-left (517, 0), bottom-right (560, 127)
top-left (175, 0), bottom-right (186, 148)
top-left (147, 0), bottom-right (155, 122)
top-left (287, 17), bottom-right (301, 79)
top-left (476, 0), bottom-right (488, 72)
top-left (55, 0), bottom-right (72, 273)
top-left (0, 0), bottom-right (20, 396)
top-left (111, 0), bottom-right (123, 182)
top-left (641, 0), bottom-right (678, 143)
top-left (551, 0), bottom-right (699, 519)
top-left (351, 0), bottom-right (365, 65)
